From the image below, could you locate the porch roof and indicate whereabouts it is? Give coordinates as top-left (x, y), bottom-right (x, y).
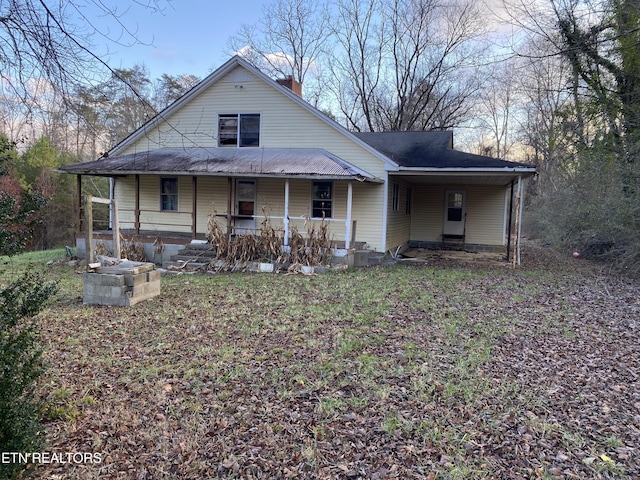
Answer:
top-left (354, 131), bottom-right (536, 171)
top-left (59, 147), bottom-right (383, 183)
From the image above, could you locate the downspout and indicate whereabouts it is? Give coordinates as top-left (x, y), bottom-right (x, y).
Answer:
top-left (506, 180), bottom-right (514, 262)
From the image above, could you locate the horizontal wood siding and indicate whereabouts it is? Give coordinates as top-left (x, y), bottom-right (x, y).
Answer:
top-left (114, 175), bottom-right (384, 249)
top-left (465, 186), bottom-right (507, 245)
top-left (410, 185), bottom-right (507, 246)
top-left (196, 177), bottom-right (229, 234)
top-left (386, 179), bottom-right (412, 249)
top-left (120, 68), bottom-right (386, 179)
top-left (115, 65), bottom-right (388, 250)
top-left (411, 186), bottom-right (444, 242)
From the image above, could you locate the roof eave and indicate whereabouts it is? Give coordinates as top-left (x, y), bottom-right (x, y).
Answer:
top-left (59, 169), bottom-right (382, 183)
top-left (395, 166), bottom-right (537, 176)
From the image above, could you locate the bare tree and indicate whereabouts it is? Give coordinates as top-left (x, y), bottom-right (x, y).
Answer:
top-left (326, 0), bottom-right (488, 131)
top-left (227, 0), bottom-right (330, 95)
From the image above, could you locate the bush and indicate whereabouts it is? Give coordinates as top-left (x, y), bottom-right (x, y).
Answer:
top-left (0, 272), bottom-right (56, 479)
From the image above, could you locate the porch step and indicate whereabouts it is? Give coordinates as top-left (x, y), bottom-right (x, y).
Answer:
top-left (442, 234), bottom-right (465, 251)
top-left (162, 242), bottom-right (216, 272)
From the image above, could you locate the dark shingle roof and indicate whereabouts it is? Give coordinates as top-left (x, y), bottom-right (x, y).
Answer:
top-left (354, 131), bottom-right (534, 169)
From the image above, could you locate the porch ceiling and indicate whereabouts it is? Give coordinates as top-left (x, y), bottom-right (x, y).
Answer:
top-left (59, 147), bottom-right (383, 183)
top-left (390, 171), bottom-right (534, 186)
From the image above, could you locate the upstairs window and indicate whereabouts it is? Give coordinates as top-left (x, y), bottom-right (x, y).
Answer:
top-left (218, 114), bottom-right (260, 147)
top-left (312, 181), bottom-right (333, 218)
top-left (160, 177), bottom-right (178, 211)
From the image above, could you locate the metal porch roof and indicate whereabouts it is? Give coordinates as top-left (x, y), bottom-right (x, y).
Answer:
top-left (59, 147), bottom-right (382, 182)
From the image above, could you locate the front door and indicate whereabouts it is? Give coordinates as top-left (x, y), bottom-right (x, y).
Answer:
top-left (443, 190), bottom-right (466, 236)
top-left (235, 179), bottom-right (256, 234)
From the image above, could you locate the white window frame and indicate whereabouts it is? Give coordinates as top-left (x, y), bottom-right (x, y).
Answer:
top-left (160, 177), bottom-right (178, 211)
top-left (311, 181), bottom-right (333, 219)
top-left (218, 113), bottom-right (261, 147)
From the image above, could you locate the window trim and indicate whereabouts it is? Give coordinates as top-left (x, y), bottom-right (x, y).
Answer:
top-left (218, 113), bottom-right (261, 147)
top-left (392, 183), bottom-right (400, 212)
top-left (405, 187), bottom-right (412, 215)
top-left (311, 181), bottom-right (333, 219)
top-left (160, 177), bottom-right (178, 212)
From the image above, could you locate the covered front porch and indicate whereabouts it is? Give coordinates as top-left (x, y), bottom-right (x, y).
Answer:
top-left (65, 152), bottom-right (384, 265)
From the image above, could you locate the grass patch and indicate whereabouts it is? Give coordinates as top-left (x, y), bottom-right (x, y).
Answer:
top-left (2, 247), bottom-right (639, 479)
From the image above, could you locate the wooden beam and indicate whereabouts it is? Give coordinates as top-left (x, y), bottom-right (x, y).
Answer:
top-left (134, 174), bottom-right (140, 235)
top-left (192, 176), bottom-right (197, 239)
top-left (345, 181), bottom-right (353, 249)
top-left (227, 177), bottom-right (233, 237)
top-left (283, 179), bottom-right (290, 246)
top-left (84, 195), bottom-right (94, 268)
top-left (76, 175), bottom-right (82, 235)
top-left (112, 199), bottom-right (120, 260)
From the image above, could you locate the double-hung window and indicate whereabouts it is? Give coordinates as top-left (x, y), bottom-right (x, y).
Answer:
top-left (312, 181), bottom-right (333, 218)
top-left (160, 178), bottom-right (178, 211)
top-left (218, 114), bottom-right (260, 147)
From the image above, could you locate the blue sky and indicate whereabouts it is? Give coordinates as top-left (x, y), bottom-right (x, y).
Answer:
top-left (80, 0), bottom-right (266, 80)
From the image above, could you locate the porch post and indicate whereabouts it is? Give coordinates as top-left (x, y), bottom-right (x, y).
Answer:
top-left (283, 179), bottom-right (290, 246)
top-left (227, 177), bottom-right (233, 237)
top-left (76, 175), bottom-right (82, 235)
top-left (191, 176), bottom-right (197, 239)
top-left (134, 174), bottom-right (140, 235)
top-left (512, 176), bottom-right (523, 267)
top-left (516, 176), bottom-right (524, 266)
top-left (112, 199), bottom-right (120, 260)
top-left (345, 181), bottom-right (353, 249)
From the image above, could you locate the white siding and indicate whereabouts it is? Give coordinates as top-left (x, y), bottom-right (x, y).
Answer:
top-left (114, 65), bottom-right (389, 250)
top-left (410, 185), bottom-right (508, 246)
top-left (386, 179), bottom-right (412, 249)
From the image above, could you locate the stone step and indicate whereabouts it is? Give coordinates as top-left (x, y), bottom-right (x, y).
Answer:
top-left (162, 260), bottom-right (210, 272)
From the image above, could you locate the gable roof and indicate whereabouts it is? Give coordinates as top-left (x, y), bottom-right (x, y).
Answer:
top-left (354, 131), bottom-right (535, 171)
top-left (60, 147), bottom-right (382, 182)
top-left (108, 55), bottom-right (398, 171)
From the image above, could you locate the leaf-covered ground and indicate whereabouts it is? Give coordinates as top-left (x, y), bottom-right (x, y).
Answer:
top-left (5, 243), bottom-right (639, 479)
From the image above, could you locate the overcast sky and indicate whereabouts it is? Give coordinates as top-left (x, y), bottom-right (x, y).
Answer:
top-left (79, 0), bottom-right (266, 80)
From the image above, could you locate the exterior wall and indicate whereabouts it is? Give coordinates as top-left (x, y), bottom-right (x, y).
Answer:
top-left (410, 184), bottom-right (508, 246)
top-left (114, 65), bottom-right (388, 251)
top-left (113, 175), bottom-right (383, 249)
top-left (386, 178), bottom-right (412, 250)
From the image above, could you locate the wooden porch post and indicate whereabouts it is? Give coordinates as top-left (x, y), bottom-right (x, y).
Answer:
top-left (227, 177), bottom-right (233, 237)
top-left (506, 180), bottom-right (514, 262)
top-left (284, 179), bottom-right (290, 246)
top-left (512, 176), bottom-right (523, 268)
top-left (76, 175), bottom-right (82, 235)
top-left (84, 195), bottom-right (94, 266)
top-left (192, 176), bottom-right (198, 239)
top-left (134, 174), bottom-right (141, 235)
top-left (112, 199), bottom-right (120, 260)
top-left (345, 181), bottom-right (353, 249)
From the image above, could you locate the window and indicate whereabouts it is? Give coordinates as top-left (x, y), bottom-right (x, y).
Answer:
top-left (312, 181), bottom-right (333, 218)
top-left (218, 114), bottom-right (260, 147)
top-left (392, 183), bottom-right (400, 212)
top-left (447, 192), bottom-right (464, 222)
top-left (405, 187), bottom-right (412, 215)
top-left (160, 178), bottom-right (178, 211)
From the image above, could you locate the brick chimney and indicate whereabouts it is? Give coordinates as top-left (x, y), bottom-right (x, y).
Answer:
top-left (276, 76), bottom-right (302, 97)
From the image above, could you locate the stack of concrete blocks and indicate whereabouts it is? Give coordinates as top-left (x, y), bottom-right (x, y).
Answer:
top-left (83, 261), bottom-right (160, 306)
